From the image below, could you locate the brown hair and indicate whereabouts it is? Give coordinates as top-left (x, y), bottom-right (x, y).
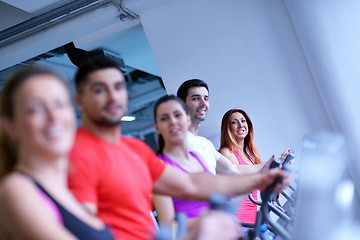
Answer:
top-left (0, 65), bottom-right (67, 178)
top-left (75, 56), bottom-right (121, 94)
top-left (220, 109), bottom-right (261, 164)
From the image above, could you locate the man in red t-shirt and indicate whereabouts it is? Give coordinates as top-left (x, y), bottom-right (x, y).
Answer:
top-left (68, 57), bottom-right (289, 240)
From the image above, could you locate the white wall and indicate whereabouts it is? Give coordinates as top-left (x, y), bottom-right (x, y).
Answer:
top-left (284, 0), bottom-right (360, 198)
top-left (140, 0), bottom-right (332, 159)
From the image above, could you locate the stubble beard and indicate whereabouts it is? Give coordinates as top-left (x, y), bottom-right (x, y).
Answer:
top-left (195, 110), bottom-right (207, 122)
top-left (86, 111), bottom-right (123, 128)
top-left (188, 107), bottom-right (206, 122)
top-left (97, 101), bottom-right (126, 127)
top-left (195, 115), bottom-right (205, 122)
top-left (99, 116), bottom-right (122, 127)
top-left (192, 113), bottom-right (206, 125)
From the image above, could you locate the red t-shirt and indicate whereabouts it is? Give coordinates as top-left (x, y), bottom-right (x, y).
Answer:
top-left (68, 128), bottom-right (166, 240)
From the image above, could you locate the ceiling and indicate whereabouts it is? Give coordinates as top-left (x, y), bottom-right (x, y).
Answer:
top-left (0, 0), bottom-right (172, 149)
top-left (1, 0), bottom-right (70, 14)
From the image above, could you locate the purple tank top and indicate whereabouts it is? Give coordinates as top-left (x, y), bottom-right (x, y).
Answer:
top-left (158, 152), bottom-right (211, 219)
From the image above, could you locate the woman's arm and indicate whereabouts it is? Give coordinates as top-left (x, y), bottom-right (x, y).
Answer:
top-left (181, 210), bottom-right (242, 240)
top-left (0, 174), bottom-right (77, 240)
top-left (219, 148), bottom-right (238, 165)
top-left (153, 194), bottom-right (176, 226)
top-left (217, 149), bottom-right (265, 175)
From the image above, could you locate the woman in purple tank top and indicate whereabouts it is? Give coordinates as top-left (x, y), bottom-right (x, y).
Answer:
top-left (152, 95), bottom-right (213, 232)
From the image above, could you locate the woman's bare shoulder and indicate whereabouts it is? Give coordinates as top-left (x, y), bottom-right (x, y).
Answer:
top-left (0, 173), bottom-right (76, 239)
top-left (219, 147), bottom-right (231, 155)
top-left (219, 148), bottom-right (238, 165)
top-left (0, 173), bottom-right (36, 206)
top-left (1, 172), bottom-right (33, 191)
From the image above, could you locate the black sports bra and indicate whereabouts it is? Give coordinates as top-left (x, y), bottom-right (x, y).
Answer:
top-left (20, 172), bottom-right (115, 240)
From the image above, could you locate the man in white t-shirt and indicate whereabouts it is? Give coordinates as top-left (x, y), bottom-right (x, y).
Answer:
top-left (177, 79), bottom-right (263, 175)
top-left (186, 131), bottom-right (220, 174)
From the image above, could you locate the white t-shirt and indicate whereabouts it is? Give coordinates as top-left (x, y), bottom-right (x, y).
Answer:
top-left (186, 131), bottom-right (221, 175)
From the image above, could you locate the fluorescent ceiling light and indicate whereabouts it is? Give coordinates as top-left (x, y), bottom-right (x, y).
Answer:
top-left (121, 115), bottom-right (136, 122)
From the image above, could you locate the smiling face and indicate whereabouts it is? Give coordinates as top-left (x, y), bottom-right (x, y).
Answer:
top-left (76, 67), bottom-right (128, 127)
top-left (229, 111), bottom-right (249, 142)
top-left (10, 75), bottom-right (75, 159)
top-left (184, 86), bottom-right (209, 123)
top-left (155, 100), bottom-right (191, 146)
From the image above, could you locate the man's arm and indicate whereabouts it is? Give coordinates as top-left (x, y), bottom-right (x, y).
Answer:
top-left (153, 162), bottom-right (289, 201)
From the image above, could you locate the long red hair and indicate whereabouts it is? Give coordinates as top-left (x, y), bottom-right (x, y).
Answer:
top-left (220, 109), bottom-right (261, 164)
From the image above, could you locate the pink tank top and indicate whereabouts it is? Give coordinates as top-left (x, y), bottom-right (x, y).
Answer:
top-left (233, 150), bottom-right (258, 224)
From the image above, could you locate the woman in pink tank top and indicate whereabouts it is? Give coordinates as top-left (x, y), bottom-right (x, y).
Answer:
top-left (219, 109), bottom-right (262, 224)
